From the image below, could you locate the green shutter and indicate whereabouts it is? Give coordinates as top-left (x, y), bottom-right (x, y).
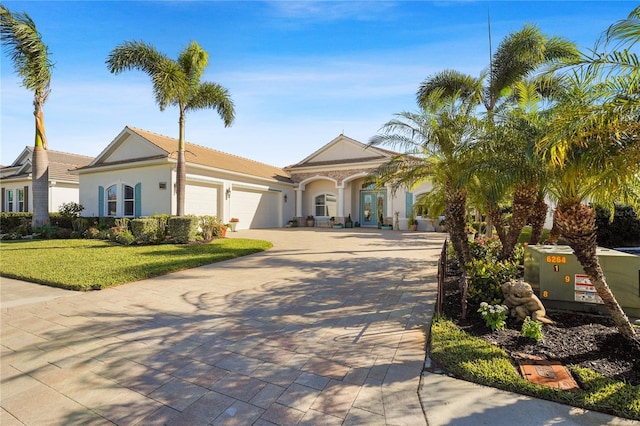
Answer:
top-left (405, 192), bottom-right (413, 217)
top-left (135, 183), bottom-right (142, 217)
top-left (98, 186), bottom-right (104, 217)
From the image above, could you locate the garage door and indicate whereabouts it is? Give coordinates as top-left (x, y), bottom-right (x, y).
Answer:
top-left (185, 183), bottom-right (219, 216)
top-left (231, 188), bottom-right (280, 228)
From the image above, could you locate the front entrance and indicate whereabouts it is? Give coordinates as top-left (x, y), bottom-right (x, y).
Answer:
top-left (360, 190), bottom-right (386, 227)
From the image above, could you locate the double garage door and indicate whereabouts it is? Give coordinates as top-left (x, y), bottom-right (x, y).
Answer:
top-left (185, 183), bottom-right (280, 229)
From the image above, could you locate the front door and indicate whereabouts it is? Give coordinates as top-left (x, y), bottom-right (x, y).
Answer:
top-left (360, 191), bottom-right (385, 227)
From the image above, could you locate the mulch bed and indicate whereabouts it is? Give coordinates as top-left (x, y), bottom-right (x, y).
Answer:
top-left (441, 275), bottom-right (640, 386)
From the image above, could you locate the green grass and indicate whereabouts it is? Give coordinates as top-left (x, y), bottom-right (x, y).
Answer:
top-left (430, 317), bottom-right (640, 420)
top-left (0, 238), bottom-right (272, 291)
top-left (517, 226), bottom-right (551, 243)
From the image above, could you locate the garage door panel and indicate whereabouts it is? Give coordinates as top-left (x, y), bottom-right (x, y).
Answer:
top-left (185, 184), bottom-right (219, 216)
top-left (231, 189), bottom-right (279, 228)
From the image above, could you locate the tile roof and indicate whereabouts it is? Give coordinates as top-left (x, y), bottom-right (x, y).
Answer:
top-left (0, 147), bottom-right (93, 183)
top-left (126, 126), bottom-right (292, 183)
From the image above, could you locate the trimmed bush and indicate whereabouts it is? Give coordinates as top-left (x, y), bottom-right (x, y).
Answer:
top-left (114, 230), bottom-right (135, 245)
top-left (131, 218), bottom-right (160, 244)
top-left (168, 216), bottom-right (199, 243)
top-left (466, 258), bottom-right (519, 307)
top-left (0, 212), bottom-right (32, 233)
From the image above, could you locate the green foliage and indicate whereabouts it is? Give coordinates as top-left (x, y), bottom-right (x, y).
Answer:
top-left (595, 205), bottom-right (640, 248)
top-left (469, 236), bottom-right (503, 261)
top-left (0, 212), bottom-right (32, 233)
top-left (430, 317), bottom-right (640, 420)
top-left (168, 216), bottom-right (199, 243)
top-left (199, 215), bottom-right (221, 241)
top-left (33, 224), bottom-right (59, 239)
top-left (58, 202), bottom-right (84, 217)
top-left (466, 258), bottom-right (519, 307)
top-left (114, 230), bottom-right (135, 245)
top-left (477, 302), bottom-right (509, 331)
top-left (48, 213), bottom-right (74, 230)
top-left (72, 218), bottom-right (88, 233)
top-left (131, 218), bottom-right (160, 244)
top-left (0, 238), bottom-right (272, 291)
top-left (520, 316), bottom-right (543, 341)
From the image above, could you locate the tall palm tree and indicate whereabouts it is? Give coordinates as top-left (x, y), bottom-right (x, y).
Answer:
top-left (369, 87), bottom-right (481, 265)
top-left (1, 5), bottom-right (53, 227)
top-left (106, 41), bottom-right (235, 216)
top-left (418, 25), bottom-right (577, 259)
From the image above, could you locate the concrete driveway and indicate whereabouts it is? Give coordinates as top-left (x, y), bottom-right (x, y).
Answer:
top-left (1, 228), bottom-right (446, 425)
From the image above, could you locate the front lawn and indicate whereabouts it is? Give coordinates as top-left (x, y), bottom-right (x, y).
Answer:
top-left (0, 238), bottom-right (272, 291)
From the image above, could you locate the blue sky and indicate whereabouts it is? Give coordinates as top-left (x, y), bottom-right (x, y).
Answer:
top-left (1, 1), bottom-right (636, 167)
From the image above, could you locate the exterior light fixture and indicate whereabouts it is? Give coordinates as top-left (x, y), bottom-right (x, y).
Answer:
top-left (225, 188), bottom-right (231, 199)
top-left (284, 194), bottom-right (288, 203)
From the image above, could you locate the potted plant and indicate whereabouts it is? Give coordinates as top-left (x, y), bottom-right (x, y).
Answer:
top-left (332, 221), bottom-right (343, 229)
top-left (465, 224), bottom-right (476, 241)
top-left (345, 214), bottom-right (353, 228)
top-left (408, 212), bottom-right (418, 231)
top-left (229, 217), bottom-right (239, 232)
top-left (306, 215), bottom-right (314, 227)
top-left (286, 219), bottom-right (298, 228)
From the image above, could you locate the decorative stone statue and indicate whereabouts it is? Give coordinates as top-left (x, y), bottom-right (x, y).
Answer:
top-left (501, 280), bottom-right (553, 324)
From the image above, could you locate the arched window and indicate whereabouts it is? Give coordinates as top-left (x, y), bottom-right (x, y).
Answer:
top-left (315, 193), bottom-right (336, 217)
top-left (106, 185), bottom-right (117, 216)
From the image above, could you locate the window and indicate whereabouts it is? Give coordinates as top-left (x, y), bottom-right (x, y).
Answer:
top-left (123, 185), bottom-right (134, 216)
top-left (17, 189), bottom-right (24, 212)
top-left (6, 190), bottom-right (13, 212)
top-left (107, 185), bottom-right (117, 216)
top-left (315, 193), bottom-right (336, 217)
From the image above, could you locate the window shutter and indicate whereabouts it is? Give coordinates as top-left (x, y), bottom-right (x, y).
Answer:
top-left (405, 192), bottom-right (413, 217)
top-left (24, 186), bottom-right (29, 212)
top-left (134, 183), bottom-right (141, 217)
top-left (98, 186), bottom-right (104, 217)
top-left (1, 188), bottom-right (4, 212)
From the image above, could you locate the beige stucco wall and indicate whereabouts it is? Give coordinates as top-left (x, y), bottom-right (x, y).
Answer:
top-left (79, 164), bottom-right (172, 217)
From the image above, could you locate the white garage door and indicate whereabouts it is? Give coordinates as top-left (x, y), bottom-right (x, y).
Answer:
top-left (231, 188), bottom-right (280, 228)
top-left (185, 183), bottom-right (219, 216)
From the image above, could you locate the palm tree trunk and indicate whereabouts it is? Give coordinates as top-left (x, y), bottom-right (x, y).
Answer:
top-left (32, 103), bottom-right (49, 227)
top-left (176, 112), bottom-right (186, 216)
top-left (500, 185), bottom-right (536, 260)
top-left (555, 204), bottom-right (636, 338)
top-left (486, 202), bottom-right (506, 244)
top-left (528, 197), bottom-right (548, 245)
top-left (445, 183), bottom-right (470, 265)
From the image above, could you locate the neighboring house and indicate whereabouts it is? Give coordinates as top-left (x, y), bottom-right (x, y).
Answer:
top-left (75, 126), bottom-right (296, 229)
top-left (285, 134), bottom-right (434, 230)
top-left (0, 147), bottom-right (93, 214)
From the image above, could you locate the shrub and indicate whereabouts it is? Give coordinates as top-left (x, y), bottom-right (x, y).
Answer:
top-left (33, 224), bottom-right (59, 239)
top-left (131, 218), bottom-right (160, 244)
top-left (0, 212), bottom-right (32, 233)
top-left (150, 214), bottom-right (170, 242)
top-left (58, 202), bottom-right (84, 217)
top-left (168, 216), bottom-right (199, 243)
top-left (55, 228), bottom-right (73, 239)
top-left (199, 215), bottom-right (221, 241)
top-left (72, 218), bottom-right (89, 233)
top-left (477, 302), bottom-right (509, 331)
top-left (595, 204), bottom-right (640, 248)
top-left (469, 236), bottom-right (502, 261)
top-left (466, 258), bottom-right (519, 307)
top-left (49, 213), bottom-right (74, 230)
top-left (114, 230), bottom-right (135, 245)
top-left (521, 317), bottom-right (543, 341)
top-left (84, 227), bottom-right (100, 239)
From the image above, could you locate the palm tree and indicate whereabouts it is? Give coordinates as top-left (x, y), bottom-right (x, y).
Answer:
top-left (106, 41), bottom-right (235, 216)
top-left (369, 87), bottom-right (481, 265)
top-left (1, 5), bottom-right (53, 227)
top-left (540, 67), bottom-right (639, 339)
top-left (418, 25), bottom-right (577, 259)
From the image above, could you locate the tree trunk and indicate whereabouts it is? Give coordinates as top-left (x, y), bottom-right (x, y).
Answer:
top-left (486, 202), bottom-right (506, 243)
top-left (500, 185), bottom-right (536, 260)
top-left (445, 183), bottom-right (470, 265)
top-left (176, 112), bottom-right (186, 216)
top-left (32, 103), bottom-right (49, 228)
top-left (555, 204), bottom-right (636, 339)
top-left (528, 197), bottom-right (548, 245)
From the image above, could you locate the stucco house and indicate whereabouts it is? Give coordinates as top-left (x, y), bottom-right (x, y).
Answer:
top-left (74, 126), bottom-right (433, 230)
top-left (75, 126), bottom-right (296, 230)
top-left (0, 147), bottom-right (93, 213)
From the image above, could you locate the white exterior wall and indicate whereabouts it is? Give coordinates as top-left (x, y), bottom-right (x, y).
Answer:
top-left (50, 183), bottom-right (80, 212)
top-left (304, 179), bottom-right (337, 217)
top-left (79, 164), bottom-right (172, 217)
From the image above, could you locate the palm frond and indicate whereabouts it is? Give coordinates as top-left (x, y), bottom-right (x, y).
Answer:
top-left (187, 82), bottom-right (235, 127)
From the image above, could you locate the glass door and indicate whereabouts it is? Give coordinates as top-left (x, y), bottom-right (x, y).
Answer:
top-left (360, 191), bottom-right (385, 227)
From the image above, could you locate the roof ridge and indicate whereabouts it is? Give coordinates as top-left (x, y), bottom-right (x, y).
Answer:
top-left (128, 125), bottom-right (286, 172)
